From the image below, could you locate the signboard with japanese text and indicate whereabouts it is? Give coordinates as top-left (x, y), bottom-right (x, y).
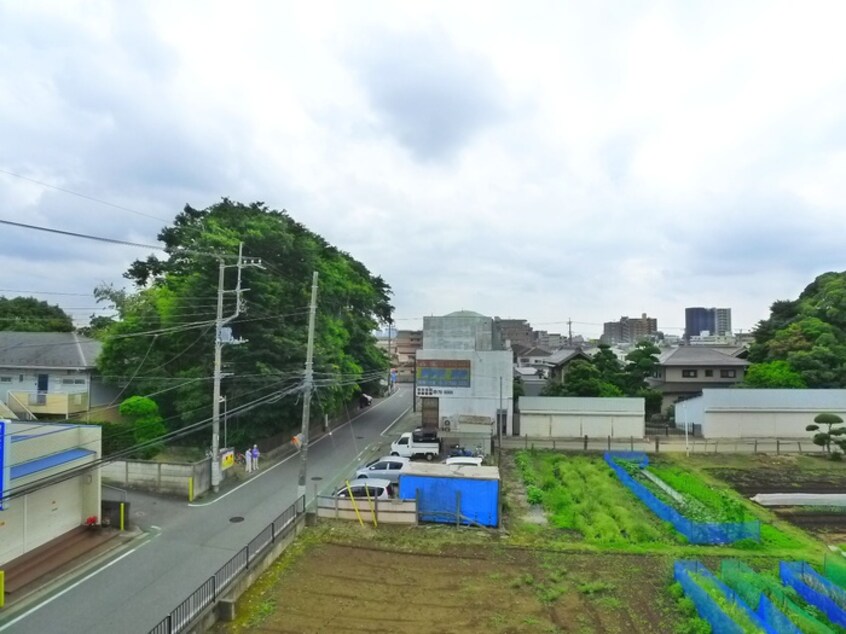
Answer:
top-left (220, 449), bottom-right (235, 471)
top-left (416, 359), bottom-right (471, 388)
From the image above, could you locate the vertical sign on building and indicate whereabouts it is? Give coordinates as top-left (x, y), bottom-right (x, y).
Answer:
top-left (0, 419), bottom-right (8, 511)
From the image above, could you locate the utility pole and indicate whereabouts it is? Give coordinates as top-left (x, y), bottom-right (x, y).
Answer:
top-left (297, 271), bottom-right (319, 503)
top-left (567, 318), bottom-right (573, 346)
top-left (211, 243), bottom-right (263, 493)
top-left (498, 376), bottom-right (503, 465)
top-left (386, 320), bottom-right (393, 394)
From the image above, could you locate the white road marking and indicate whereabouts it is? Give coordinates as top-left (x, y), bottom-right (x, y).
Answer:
top-left (0, 538), bottom-right (155, 631)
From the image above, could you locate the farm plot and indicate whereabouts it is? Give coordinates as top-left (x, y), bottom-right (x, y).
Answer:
top-left (514, 451), bottom-right (677, 545)
top-left (215, 528), bottom-right (693, 634)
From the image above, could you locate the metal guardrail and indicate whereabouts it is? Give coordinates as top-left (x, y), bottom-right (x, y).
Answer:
top-left (148, 495), bottom-right (305, 634)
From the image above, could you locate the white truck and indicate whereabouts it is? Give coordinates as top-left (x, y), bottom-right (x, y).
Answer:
top-left (390, 431), bottom-right (441, 461)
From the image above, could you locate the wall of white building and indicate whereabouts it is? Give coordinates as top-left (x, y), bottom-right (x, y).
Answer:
top-left (518, 397), bottom-right (645, 438)
top-left (416, 349), bottom-right (514, 435)
top-left (0, 421), bottom-right (101, 565)
top-left (679, 389), bottom-right (846, 438)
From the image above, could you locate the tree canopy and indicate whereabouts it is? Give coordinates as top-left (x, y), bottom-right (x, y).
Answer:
top-left (97, 199), bottom-right (393, 448)
top-left (0, 296), bottom-right (73, 332)
top-left (749, 272), bottom-right (846, 388)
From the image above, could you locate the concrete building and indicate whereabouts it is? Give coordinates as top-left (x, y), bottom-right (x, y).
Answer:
top-left (601, 314), bottom-right (658, 344)
top-left (533, 331), bottom-right (563, 349)
top-left (0, 419), bottom-right (102, 565)
top-left (518, 396), bottom-right (645, 438)
top-left (676, 389), bottom-right (846, 438)
top-left (685, 307), bottom-right (732, 340)
top-left (648, 347), bottom-right (750, 412)
top-left (417, 310), bottom-right (513, 435)
top-left (494, 318), bottom-right (533, 349)
top-left (424, 311), bottom-right (502, 351)
top-left (394, 329), bottom-right (423, 382)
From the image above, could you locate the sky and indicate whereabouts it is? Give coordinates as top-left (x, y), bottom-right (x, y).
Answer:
top-left (2, 1), bottom-right (846, 339)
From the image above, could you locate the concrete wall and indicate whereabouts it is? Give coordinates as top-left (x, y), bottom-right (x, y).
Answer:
top-left (416, 349), bottom-right (514, 435)
top-left (422, 314), bottom-right (496, 351)
top-left (518, 397), bottom-right (645, 438)
top-left (100, 458), bottom-right (211, 498)
top-left (682, 389), bottom-right (846, 438)
top-left (0, 421), bottom-right (101, 565)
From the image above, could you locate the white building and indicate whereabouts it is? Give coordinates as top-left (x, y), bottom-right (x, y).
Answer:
top-left (518, 396), bottom-right (645, 438)
top-left (677, 389), bottom-right (846, 438)
top-left (416, 310), bottom-right (513, 436)
top-left (0, 419), bottom-right (102, 565)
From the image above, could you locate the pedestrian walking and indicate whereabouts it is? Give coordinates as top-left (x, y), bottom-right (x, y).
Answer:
top-left (245, 447), bottom-right (253, 473)
top-left (251, 444), bottom-right (261, 471)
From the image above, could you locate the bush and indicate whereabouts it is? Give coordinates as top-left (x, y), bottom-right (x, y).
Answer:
top-left (526, 485), bottom-right (544, 505)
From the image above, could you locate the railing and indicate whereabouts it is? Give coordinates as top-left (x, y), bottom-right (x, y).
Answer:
top-left (7, 390), bottom-right (88, 415)
top-left (148, 495), bottom-right (305, 634)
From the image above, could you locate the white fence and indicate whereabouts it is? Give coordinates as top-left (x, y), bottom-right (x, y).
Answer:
top-left (501, 436), bottom-right (828, 455)
top-left (316, 495), bottom-right (417, 525)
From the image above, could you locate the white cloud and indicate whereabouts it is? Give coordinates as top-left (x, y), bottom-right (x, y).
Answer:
top-left (1, 0), bottom-right (846, 338)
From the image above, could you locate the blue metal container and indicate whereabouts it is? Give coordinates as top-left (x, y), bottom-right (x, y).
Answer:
top-left (398, 463), bottom-right (500, 527)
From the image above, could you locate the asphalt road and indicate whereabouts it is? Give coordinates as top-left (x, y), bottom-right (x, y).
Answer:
top-left (0, 387), bottom-right (412, 634)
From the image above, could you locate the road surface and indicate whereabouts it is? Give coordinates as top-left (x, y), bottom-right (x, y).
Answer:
top-left (0, 387), bottom-right (412, 634)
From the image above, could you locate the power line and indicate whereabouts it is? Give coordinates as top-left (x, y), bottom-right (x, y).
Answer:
top-left (0, 168), bottom-right (170, 222)
top-left (0, 219), bottom-right (165, 250)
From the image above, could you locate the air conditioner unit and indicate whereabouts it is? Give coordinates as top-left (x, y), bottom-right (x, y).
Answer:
top-left (441, 417), bottom-right (453, 432)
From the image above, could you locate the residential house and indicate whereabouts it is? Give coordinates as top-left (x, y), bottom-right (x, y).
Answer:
top-left (648, 346), bottom-right (750, 413)
top-left (546, 348), bottom-right (593, 384)
top-left (0, 332), bottom-right (115, 421)
top-left (515, 347), bottom-right (552, 376)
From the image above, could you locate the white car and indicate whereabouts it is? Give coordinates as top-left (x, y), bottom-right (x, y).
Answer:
top-left (333, 478), bottom-right (393, 500)
top-left (355, 456), bottom-right (410, 482)
top-left (443, 456), bottom-right (483, 467)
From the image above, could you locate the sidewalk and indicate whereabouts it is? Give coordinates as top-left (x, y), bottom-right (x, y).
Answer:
top-left (1, 524), bottom-right (143, 614)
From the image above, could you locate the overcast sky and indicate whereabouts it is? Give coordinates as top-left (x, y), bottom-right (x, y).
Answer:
top-left (2, 1), bottom-right (846, 339)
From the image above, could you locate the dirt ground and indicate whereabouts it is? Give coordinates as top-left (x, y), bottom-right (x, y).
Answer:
top-left (220, 540), bottom-right (684, 634)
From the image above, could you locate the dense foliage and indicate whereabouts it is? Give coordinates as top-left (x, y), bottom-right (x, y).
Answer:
top-left (540, 342), bottom-right (663, 416)
top-left (96, 199), bottom-right (393, 448)
top-left (749, 272), bottom-right (846, 388)
top-left (0, 296), bottom-right (73, 331)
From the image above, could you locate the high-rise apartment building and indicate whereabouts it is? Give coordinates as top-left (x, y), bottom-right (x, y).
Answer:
top-left (601, 313), bottom-right (658, 344)
top-left (684, 307), bottom-right (732, 340)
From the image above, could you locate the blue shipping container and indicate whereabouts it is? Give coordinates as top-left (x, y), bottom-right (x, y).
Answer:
top-left (398, 464), bottom-right (500, 527)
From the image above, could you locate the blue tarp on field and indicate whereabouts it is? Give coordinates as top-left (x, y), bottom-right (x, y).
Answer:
top-left (605, 452), bottom-right (760, 544)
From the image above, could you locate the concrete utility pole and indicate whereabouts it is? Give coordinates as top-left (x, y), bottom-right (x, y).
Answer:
top-left (297, 271), bottom-right (319, 503)
top-left (212, 243), bottom-right (263, 493)
top-left (498, 376), bottom-right (503, 465)
top-left (386, 320), bottom-right (393, 394)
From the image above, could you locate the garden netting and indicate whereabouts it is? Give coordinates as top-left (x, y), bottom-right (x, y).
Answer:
top-left (675, 560), bottom-right (772, 633)
top-left (781, 561), bottom-right (846, 628)
top-left (721, 560), bottom-right (816, 634)
top-left (604, 452), bottom-right (761, 544)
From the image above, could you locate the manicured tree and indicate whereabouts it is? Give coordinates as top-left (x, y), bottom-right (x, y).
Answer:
top-left (806, 412), bottom-right (846, 457)
top-left (119, 396), bottom-right (167, 459)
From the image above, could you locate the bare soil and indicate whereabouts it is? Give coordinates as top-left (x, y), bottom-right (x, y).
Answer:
top-left (220, 540), bottom-right (685, 634)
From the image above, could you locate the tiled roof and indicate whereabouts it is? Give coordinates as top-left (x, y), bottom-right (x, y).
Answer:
top-left (658, 346), bottom-right (749, 367)
top-left (0, 332), bottom-right (102, 370)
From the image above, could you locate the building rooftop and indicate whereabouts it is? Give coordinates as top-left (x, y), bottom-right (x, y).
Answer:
top-left (0, 332), bottom-right (102, 370)
top-left (658, 346), bottom-right (749, 367)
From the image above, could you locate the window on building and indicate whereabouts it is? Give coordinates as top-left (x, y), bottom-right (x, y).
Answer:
top-left (720, 369), bottom-right (736, 378)
top-left (704, 370), bottom-right (713, 377)
top-left (74, 379), bottom-right (85, 385)
top-left (0, 376), bottom-right (11, 383)
top-left (682, 369), bottom-right (698, 378)
top-left (62, 378), bottom-right (75, 385)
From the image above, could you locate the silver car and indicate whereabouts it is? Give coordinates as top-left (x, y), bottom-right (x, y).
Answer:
top-left (354, 455), bottom-right (410, 483)
top-left (333, 478), bottom-right (393, 500)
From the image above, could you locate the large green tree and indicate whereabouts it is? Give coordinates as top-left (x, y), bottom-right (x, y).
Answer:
top-left (748, 272), bottom-right (846, 387)
top-left (97, 200), bottom-right (393, 447)
top-left (541, 360), bottom-right (623, 397)
top-left (0, 296), bottom-right (73, 332)
top-left (742, 360), bottom-right (806, 388)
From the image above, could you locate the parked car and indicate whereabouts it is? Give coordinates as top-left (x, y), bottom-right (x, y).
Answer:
top-left (355, 456), bottom-right (410, 482)
top-left (333, 478), bottom-right (393, 500)
top-left (443, 456), bottom-right (483, 467)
